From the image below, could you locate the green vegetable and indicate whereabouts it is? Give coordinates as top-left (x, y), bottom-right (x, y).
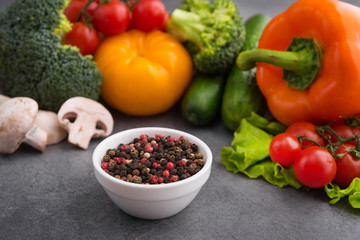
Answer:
top-left (0, 0), bottom-right (102, 111)
top-left (221, 14), bottom-right (270, 131)
top-left (221, 66), bottom-right (265, 131)
top-left (181, 73), bottom-right (225, 126)
top-left (325, 178), bottom-right (360, 208)
top-left (220, 113), bottom-right (301, 188)
top-left (167, 0), bottom-right (245, 74)
top-left (222, 112), bottom-right (360, 209)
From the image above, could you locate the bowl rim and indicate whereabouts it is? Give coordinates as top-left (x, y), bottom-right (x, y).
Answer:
top-left (92, 127), bottom-right (213, 190)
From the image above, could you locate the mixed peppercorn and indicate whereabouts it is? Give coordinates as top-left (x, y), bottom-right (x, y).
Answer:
top-left (100, 134), bottom-right (205, 184)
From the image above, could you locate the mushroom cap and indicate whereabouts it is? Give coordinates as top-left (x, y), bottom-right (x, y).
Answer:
top-left (0, 94), bottom-right (10, 105)
top-left (36, 110), bottom-right (67, 145)
top-left (0, 97), bottom-right (39, 153)
top-left (57, 97), bottom-right (114, 149)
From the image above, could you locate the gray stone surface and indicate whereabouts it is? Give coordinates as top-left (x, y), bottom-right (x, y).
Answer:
top-left (1, 0), bottom-right (360, 239)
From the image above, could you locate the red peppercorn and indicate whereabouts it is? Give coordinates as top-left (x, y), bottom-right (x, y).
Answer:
top-left (152, 162), bottom-right (159, 169)
top-left (120, 145), bottom-right (128, 151)
top-left (152, 143), bottom-right (159, 148)
top-left (170, 175), bottom-right (178, 182)
top-left (178, 160), bottom-right (186, 167)
top-left (140, 134), bottom-right (148, 142)
top-left (144, 145), bottom-right (153, 153)
top-left (163, 169), bottom-right (170, 177)
top-left (158, 177), bottom-right (164, 183)
top-left (166, 162), bottom-right (174, 170)
top-left (101, 162), bottom-right (109, 170)
top-left (114, 157), bottom-right (121, 164)
top-left (141, 157), bottom-right (147, 164)
top-left (155, 134), bottom-right (164, 138)
top-left (150, 175), bottom-right (158, 183)
top-left (121, 157), bottom-right (126, 165)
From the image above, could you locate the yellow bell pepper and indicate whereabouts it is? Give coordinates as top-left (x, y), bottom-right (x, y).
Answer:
top-left (94, 29), bottom-right (193, 116)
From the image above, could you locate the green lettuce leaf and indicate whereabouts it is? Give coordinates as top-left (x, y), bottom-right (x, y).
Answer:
top-left (245, 112), bottom-right (287, 135)
top-left (325, 178), bottom-right (360, 208)
top-left (221, 112), bottom-right (360, 209)
top-left (220, 113), bottom-right (302, 189)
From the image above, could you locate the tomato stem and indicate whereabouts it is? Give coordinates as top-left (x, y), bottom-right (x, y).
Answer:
top-left (75, 0), bottom-right (97, 23)
top-left (315, 124), bottom-right (360, 159)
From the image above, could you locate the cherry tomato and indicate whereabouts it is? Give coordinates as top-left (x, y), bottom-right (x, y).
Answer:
top-left (326, 123), bottom-right (360, 145)
top-left (84, 0), bottom-right (100, 19)
top-left (159, 12), bottom-right (169, 32)
top-left (269, 133), bottom-right (302, 167)
top-left (65, 22), bottom-right (100, 55)
top-left (285, 121), bottom-right (325, 148)
top-left (92, 0), bottom-right (130, 36)
top-left (132, 0), bottom-right (168, 32)
top-left (64, 0), bottom-right (87, 23)
top-left (333, 144), bottom-right (360, 188)
top-left (294, 146), bottom-right (337, 188)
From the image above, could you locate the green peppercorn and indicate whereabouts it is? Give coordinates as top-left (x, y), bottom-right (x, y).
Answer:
top-left (130, 149), bottom-right (139, 157)
top-left (133, 176), bottom-right (142, 184)
top-left (102, 155), bottom-right (111, 162)
top-left (107, 149), bottom-right (116, 157)
top-left (196, 159), bottom-right (205, 167)
top-left (109, 160), bottom-right (117, 168)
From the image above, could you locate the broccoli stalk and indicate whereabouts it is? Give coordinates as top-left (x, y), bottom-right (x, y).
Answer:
top-left (0, 0), bottom-right (102, 111)
top-left (167, 0), bottom-right (246, 74)
top-left (167, 9), bottom-right (207, 48)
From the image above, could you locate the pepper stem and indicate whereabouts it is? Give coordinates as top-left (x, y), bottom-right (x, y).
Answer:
top-left (236, 37), bottom-right (324, 91)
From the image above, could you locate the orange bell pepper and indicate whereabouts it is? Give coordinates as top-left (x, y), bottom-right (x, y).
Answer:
top-left (94, 29), bottom-right (193, 116)
top-left (236, 0), bottom-right (360, 126)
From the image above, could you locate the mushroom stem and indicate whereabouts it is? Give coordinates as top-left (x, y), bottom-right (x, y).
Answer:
top-left (23, 125), bottom-right (48, 152)
top-left (68, 120), bottom-right (96, 149)
top-left (36, 110), bottom-right (67, 145)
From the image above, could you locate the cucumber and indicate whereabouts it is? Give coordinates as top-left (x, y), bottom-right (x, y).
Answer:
top-left (181, 73), bottom-right (225, 126)
top-left (221, 14), bottom-right (271, 131)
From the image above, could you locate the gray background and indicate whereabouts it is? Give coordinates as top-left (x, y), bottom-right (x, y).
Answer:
top-left (1, 0), bottom-right (360, 239)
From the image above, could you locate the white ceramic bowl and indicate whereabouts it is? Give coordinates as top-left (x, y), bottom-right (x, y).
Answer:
top-left (92, 127), bottom-right (212, 219)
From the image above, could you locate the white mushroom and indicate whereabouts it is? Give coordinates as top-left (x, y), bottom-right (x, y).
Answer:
top-left (35, 110), bottom-right (67, 145)
top-left (57, 97), bottom-right (114, 150)
top-left (0, 94), bottom-right (10, 105)
top-left (0, 97), bottom-right (48, 153)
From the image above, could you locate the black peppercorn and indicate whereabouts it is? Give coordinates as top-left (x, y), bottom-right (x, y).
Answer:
top-left (170, 168), bottom-right (177, 175)
top-left (145, 161), bottom-right (151, 168)
top-left (100, 134), bottom-right (205, 184)
top-left (160, 159), bottom-right (168, 166)
top-left (179, 174), bottom-right (187, 180)
top-left (120, 170), bottom-right (127, 177)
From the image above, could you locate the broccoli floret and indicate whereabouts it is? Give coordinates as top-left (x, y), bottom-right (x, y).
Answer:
top-left (167, 0), bottom-right (245, 74)
top-left (0, 0), bottom-right (102, 111)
